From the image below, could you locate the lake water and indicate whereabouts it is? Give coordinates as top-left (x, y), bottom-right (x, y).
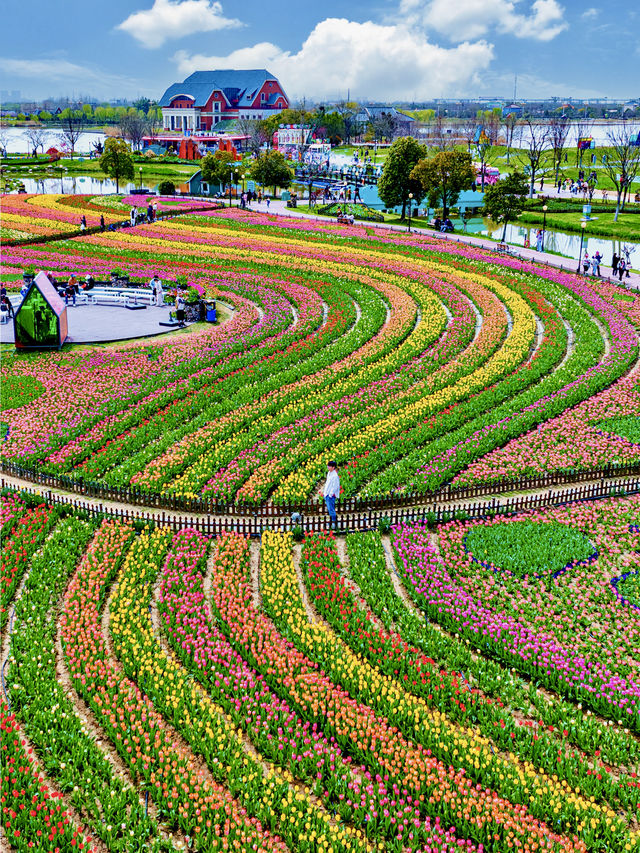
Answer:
top-left (12, 175), bottom-right (165, 194)
top-left (458, 217), bottom-right (639, 266)
top-left (3, 127), bottom-right (106, 154)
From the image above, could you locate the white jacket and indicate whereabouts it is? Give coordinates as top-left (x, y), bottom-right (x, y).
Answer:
top-left (323, 470), bottom-right (340, 498)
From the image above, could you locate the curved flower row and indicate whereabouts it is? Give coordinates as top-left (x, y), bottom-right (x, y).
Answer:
top-left (60, 520), bottom-right (282, 851)
top-left (392, 497), bottom-right (640, 727)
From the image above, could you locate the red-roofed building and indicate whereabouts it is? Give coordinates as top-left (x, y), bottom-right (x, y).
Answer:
top-left (159, 69), bottom-right (289, 132)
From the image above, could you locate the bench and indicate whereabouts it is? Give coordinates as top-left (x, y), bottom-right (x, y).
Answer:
top-left (86, 288), bottom-right (127, 306)
top-left (495, 242), bottom-right (512, 255)
top-left (124, 290), bottom-right (155, 307)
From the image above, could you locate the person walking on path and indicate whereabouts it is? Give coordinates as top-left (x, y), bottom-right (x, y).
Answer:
top-left (612, 253), bottom-right (619, 277)
top-left (591, 252), bottom-right (601, 278)
top-left (130, 206), bottom-right (137, 227)
top-left (618, 258), bottom-right (626, 281)
top-left (323, 460), bottom-right (340, 530)
top-left (535, 229), bottom-right (543, 252)
top-left (100, 214), bottom-right (105, 232)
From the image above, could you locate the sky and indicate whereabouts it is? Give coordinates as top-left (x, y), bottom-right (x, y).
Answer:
top-left (1, 0), bottom-right (638, 104)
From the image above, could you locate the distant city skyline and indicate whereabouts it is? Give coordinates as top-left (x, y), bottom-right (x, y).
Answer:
top-left (1, 0), bottom-right (638, 103)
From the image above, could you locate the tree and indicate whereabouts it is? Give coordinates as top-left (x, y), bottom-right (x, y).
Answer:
top-left (601, 122), bottom-right (640, 220)
top-left (119, 109), bottom-right (146, 151)
top-left (58, 109), bottom-right (87, 158)
top-left (201, 150), bottom-right (237, 189)
top-left (517, 119), bottom-right (550, 198)
top-left (145, 107), bottom-right (163, 141)
top-left (260, 108), bottom-right (311, 142)
top-left (429, 113), bottom-right (455, 152)
top-left (371, 113), bottom-right (395, 144)
top-left (377, 136), bottom-right (427, 219)
top-left (475, 126), bottom-right (493, 191)
top-left (25, 125), bottom-right (47, 156)
top-left (99, 137), bottom-right (134, 192)
top-left (502, 113), bottom-right (521, 166)
top-left (411, 150), bottom-right (475, 219)
top-left (482, 170), bottom-right (528, 241)
top-left (235, 117), bottom-right (269, 155)
top-left (250, 151), bottom-right (293, 195)
top-left (548, 115), bottom-right (570, 184)
top-left (334, 101), bottom-right (360, 144)
top-left (38, 110), bottom-right (53, 122)
top-left (460, 117), bottom-right (478, 154)
top-left (315, 111), bottom-right (345, 145)
top-left (134, 97), bottom-right (153, 114)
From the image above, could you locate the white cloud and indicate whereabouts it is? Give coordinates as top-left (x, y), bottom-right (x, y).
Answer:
top-left (0, 57), bottom-right (93, 78)
top-left (402, 0), bottom-right (567, 42)
top-left (0, 57), bottom-right (154, 99)
top-left (581, 7), bottom-right (599, 19)
top-left (117, 0), bottom-right (241, 49)
top-left (173, 18), bottom-right (494, 100)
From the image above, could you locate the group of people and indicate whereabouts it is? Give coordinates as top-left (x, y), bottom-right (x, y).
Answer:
top-left (130, 202), bottom-right (158, 227)
top-left (239, 190), bottom-right (261, 209)
top-left (612, 252), bottom-right (632, 281)
top-left (433, 217), bottom-right (454, 233)
top-left (0, 284), bottom-right (14, 319)
top-left (335, 207), bottom-right (355, 225)
top-left (580, 251), bottom-right (604, 277)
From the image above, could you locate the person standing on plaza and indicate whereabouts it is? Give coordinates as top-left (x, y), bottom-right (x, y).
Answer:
top-left (130, 206), bottom-right (137, 227)
top-left (65, 275), bottom-right (78, 306)
top-left (175, 291), bottom-right (186, 327)
top-left (149, 273), bottom-right (162, 306)
top-left (323, 460), bottom-right (340, 530)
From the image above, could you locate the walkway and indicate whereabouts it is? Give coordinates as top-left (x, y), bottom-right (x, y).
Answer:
top-left (2, 470), bottom-right (638, 536)
top-left (248, 198), bottom-right (640, 291)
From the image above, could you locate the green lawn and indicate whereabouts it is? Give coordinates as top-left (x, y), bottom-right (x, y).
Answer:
top-left (1, 156), bottom-right (198, 188)
top-left (518, 209), bottom-right (640, 241)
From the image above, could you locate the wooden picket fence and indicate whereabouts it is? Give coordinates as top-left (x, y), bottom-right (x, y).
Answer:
top-left (2, 459), bottom-right (640, 518)
top-left (3, 475), bottom-right (638, 537)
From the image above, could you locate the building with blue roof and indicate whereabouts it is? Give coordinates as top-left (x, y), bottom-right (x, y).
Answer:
top-left (159, 69), bottom-right (289, 132)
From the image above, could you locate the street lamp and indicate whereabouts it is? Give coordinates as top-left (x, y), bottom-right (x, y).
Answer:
top-left (241, 173), bottom-right (246, 192)
top-left (407, 192), bottom-right (413, 233)
top-left (227, 164), bottom-right (235, 207)
top-left (576, 220), bottom-right (587, 274)
top-left (541, 204), bottom-right (548, 252)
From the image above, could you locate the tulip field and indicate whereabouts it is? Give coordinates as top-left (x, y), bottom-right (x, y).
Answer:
top-left (1, 194), bottom-right (639, 851)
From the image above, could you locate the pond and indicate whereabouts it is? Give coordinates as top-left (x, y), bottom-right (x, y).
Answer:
top-left (7, 175), bottom-right (163, 195)
top-left (453, 217), bottom-right (639, 266)
top-left (3, 127), bottom-right (106, 154)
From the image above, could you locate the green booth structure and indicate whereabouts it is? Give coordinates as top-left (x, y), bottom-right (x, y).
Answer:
top-left (14, 272), bottom-right (68, 350)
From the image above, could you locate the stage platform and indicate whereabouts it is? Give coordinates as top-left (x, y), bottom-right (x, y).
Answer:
top-left (0, 301), bottom-right (192, 346)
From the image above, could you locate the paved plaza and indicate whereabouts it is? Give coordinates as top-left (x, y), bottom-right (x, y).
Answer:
top-left (0, 301), bottom-right (187, 345)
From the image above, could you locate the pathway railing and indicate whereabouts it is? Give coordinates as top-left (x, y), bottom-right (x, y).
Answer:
top-left (2, 459), bottom-right (640, 522)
